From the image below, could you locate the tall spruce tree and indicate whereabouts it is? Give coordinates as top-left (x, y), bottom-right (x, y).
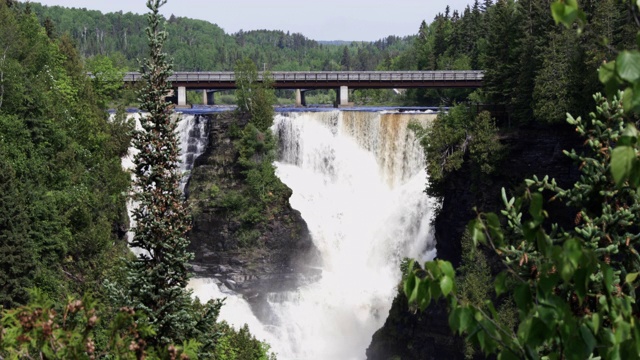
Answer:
top-left (128, 0), bottom-right (193, 346)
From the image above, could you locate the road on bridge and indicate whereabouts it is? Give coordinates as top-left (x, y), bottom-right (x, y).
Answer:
top-left (124, 70), bottom-right (483, 89)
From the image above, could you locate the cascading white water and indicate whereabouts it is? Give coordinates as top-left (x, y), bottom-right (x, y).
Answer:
top-left (176, 114), bottom-right (209, 192)
top-left (190, 110), bottom-right (437, 360)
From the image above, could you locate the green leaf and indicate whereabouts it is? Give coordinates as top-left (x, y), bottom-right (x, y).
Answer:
top-left (622, 86), bottom-right (640, 113)
top-left (524, 318), bottom-right (548, 348)
top-left (574, 268), bottom-right (589, 303)
top-left (494, 271), bottom-right (508, 297)
top-left (458, 307), bottom-right (474, 333)
top-left (591, 313), bottom-right (600, 334)
top-left (599, 61), bottom-right (617, 85)
top-left (539, 273), bottom-right (560, 297)
top-left (449, 306), bottom-right (474, 334)
top-left (529, 192), bottom-right (544, 223)
top-left (625, 272), bottom-right (639, 284)
top-left (604, 265), bottom-right (614, 295)
top-left (550, 0), bottom-right (585, 29)
top-left (485, 212), bottom-right (504, 246)
top-left (417, 279), bottom-right (430, 311)
top-left (551, 2), bottom-right (575, 27)
top-left (468, 219), bottom-right (486, 246)
top-left (438, 260), bottom-right (455, 279)
top-left (564, 238), bottom-right (581, 262)
top-left (501, 187), bottom-right (509, 207)
top-left (409, 276), bottom-right (420, 304)
top-left (618, 124), bottom-right (639, 146)
top-left (514, 284), bottom-right (532, 313)
top-left (611, 145), bottom-right (637, 186)
top-left (616, 51), bottom-right (640, 83)
top-left (404, 273), bottom-right (416, 299)
top-left (440, 276), bottom-right (454, 297)
top-left (580, 324), bottom-right (597, 356)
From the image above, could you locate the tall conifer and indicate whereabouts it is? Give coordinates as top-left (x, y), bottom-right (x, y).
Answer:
top-left (128, 0), bottom-right (193, 345)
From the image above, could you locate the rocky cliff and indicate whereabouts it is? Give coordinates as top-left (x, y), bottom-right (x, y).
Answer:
top-left (367, 123), bottom-right (582, 360)
top-left (186, 113), bottom-right (320, 303)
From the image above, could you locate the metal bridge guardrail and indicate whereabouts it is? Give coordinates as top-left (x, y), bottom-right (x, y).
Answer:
top-left (123, 70), bottom-right (484, 83)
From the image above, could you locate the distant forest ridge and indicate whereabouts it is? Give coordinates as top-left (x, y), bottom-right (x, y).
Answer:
top-left (26, 1), bottom-right (415, 72)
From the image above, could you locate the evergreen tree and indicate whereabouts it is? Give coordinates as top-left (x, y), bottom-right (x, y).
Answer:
top-left (512, 0), bottom-right (553, 123)
top-left (483, 0), bottom-right (522, 117)
top-left (415, 20), bottom-right (431, 70)
top-left (0, 155), bottom-right (34, 308)
top-left (128, 0), bottom-right (193, 346)
top-left (340, 45), bottom-right (351, 70)
top-left (481, 0), bottom-right (493, 12)
top-left (533, 27), bottom-right (580, 123)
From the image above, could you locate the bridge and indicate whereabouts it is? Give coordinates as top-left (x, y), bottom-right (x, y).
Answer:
top-left (123, 70), bottom-right (483, 107)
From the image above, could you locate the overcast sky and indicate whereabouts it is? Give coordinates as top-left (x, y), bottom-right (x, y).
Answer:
top-left (32, 0), bottom-right (476, 41)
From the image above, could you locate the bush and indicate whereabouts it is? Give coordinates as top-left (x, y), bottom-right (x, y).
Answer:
top-left (411, 106), bottom-right (503, 198)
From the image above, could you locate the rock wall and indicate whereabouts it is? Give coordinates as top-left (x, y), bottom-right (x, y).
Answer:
top-left (367, 123), bottom-right (582, 360)
top-left (186, 113), bottom-right (320, 300)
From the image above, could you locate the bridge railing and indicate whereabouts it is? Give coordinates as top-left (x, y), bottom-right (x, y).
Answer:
top-left (123, 71), bottom-right (484, 83)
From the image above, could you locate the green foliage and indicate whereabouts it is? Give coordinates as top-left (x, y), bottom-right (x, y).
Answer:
top-left (0, 153), bottom-right (34, 309)
top-left (213, 322), bottom-right (276, 360)
top-left (404, 6), bottom-right (640, 355)
top-left (28, 2), bottom-right (412, 74)
top-left (456, 231), bottom-right (517, 359)
top-left (412, 106), bottom-right (502, 198)
top-left (86, 55), bottom-right (126, 108)
top-left (0, 289), bottom-right (200, 359)
top-left (406, 92), bottom-right (640, 359)
top-left (234, 58), bottom-right (275, 132)
top-left (396, 0), bottom-right (634, 117)
top-left (0, 0), bottom-right (131, 305)
top-left (550, 0), bottom-right (586, 31)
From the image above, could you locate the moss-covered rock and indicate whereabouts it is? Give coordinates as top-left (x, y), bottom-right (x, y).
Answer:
top-left (186, 112), bottom-right (320, 299)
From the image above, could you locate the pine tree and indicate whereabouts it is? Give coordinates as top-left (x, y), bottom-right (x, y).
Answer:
top-left (128, 0), bottom-right (194, 346)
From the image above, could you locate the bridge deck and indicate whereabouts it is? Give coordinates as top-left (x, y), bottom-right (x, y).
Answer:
top-left (124, 71), bottom-right (483, 89)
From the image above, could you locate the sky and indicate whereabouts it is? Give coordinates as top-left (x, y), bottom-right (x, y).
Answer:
top-left (31, 0), bottom-right (476, 41)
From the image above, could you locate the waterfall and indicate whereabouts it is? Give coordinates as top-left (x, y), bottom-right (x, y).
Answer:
top-left (190, 110), bottom-right (437, 360)
top-left (176, 114), bottom-right (209, 192)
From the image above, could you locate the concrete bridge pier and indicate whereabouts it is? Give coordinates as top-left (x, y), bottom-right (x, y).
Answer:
top-left (202, 90), bottom-right (216, 105)
top-left (295, 89), bottom-right (307, 107)
top-left (336, 85), bottom-right (353, 108)
top-left (177, 86), bottom-right (187, 107)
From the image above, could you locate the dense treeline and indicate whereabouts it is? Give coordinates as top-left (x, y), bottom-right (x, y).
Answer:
top-left (388, 0), bottom-right (636, 118)
top-left (26, 1), bottom-right (412, 72)
top-left (0, 0), bottom-right (131, 307)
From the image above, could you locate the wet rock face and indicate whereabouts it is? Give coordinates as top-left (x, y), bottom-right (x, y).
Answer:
top-left (367, 124), bottom-right (582, 360)
top-left (186, 113), bottom-right (320, 300)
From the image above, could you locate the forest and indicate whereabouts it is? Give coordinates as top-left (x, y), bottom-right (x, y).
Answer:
top-left (27, 1), bottom-right (412, 73)
top-left (1, 0), bottom-right (640, 358)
